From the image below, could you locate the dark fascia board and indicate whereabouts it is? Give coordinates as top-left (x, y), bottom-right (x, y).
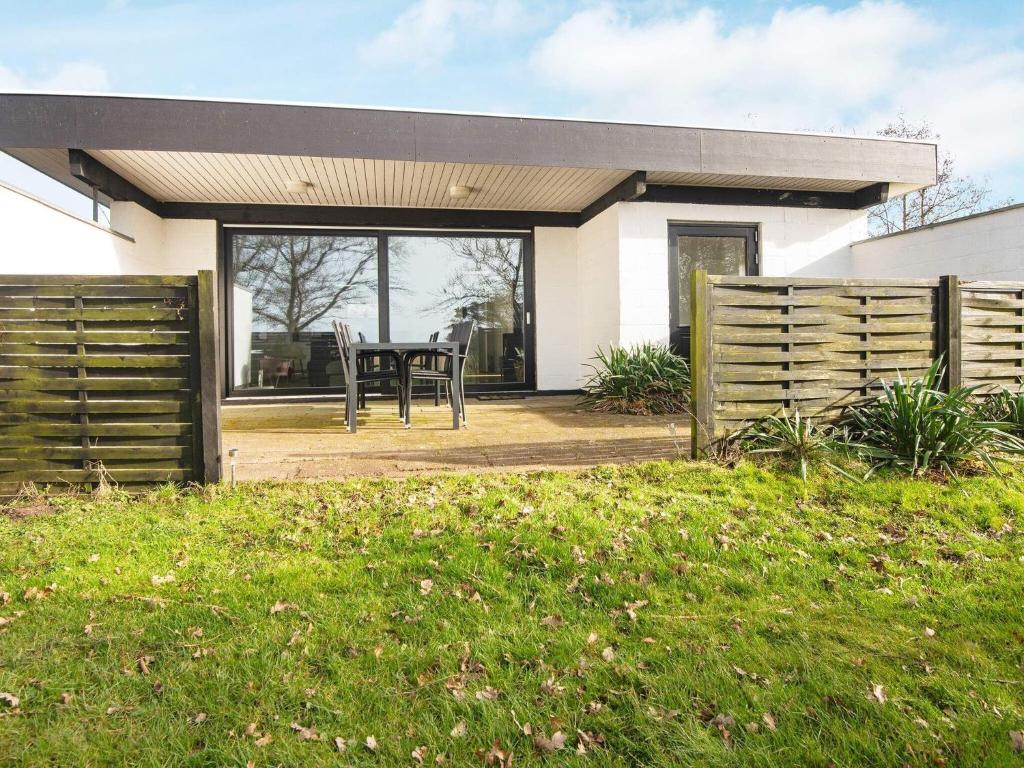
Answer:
top-left (163, 202), bottom-right (579, 229)
top-left (0, 93), bottom-right (935, 185)
top-left (68, 148), bottom-right (162, 214)
top-left (640, 183), bottom-right (889, 210)
top-left (580, 171), bottom-right (647, 224)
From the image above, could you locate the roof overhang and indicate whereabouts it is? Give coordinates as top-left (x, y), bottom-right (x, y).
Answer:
top-left (0, 92), bottom-right (938, 222)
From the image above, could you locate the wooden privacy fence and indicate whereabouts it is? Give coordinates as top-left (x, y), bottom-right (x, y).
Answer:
top-left (690, 271), bottom-right (1024, 456)
top-left (0, 272), bottom-right (221, 497)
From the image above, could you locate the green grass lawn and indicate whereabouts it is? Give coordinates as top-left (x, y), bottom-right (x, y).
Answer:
top-left (1, 461), bottom-right (1023, 767)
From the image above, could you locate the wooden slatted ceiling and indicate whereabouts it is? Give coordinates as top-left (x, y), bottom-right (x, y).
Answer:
top-left (85, 150), bottom-right (633, 211)
top-left (6, 148), bottom-right (880, 209)
top-left (645, 171), bottom-right (867, 192)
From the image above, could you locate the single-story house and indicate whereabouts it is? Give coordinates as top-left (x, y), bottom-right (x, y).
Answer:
top-left (0, 92), bottom-right (937, 399)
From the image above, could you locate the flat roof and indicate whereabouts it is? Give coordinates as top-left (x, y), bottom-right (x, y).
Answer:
top-left (0, 92), bottom-right (938, 213)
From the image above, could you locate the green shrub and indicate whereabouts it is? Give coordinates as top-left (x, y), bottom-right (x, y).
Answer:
top-left (972, 387), bottom-right (1024, 436)
top-left (842, 359), bottom-right (1021, 477)
top-left (734, 409), bottom-right (854, 481)
top-left (581, 343), bottom-right (691, 415)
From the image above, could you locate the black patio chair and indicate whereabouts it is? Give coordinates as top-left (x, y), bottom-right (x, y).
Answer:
top-left (402, 319), bottom-right (475, 426)
top-left (332, 321), bottom-right (405, 417)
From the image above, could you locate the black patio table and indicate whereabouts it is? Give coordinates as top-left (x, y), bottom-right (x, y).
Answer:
top-left (346, 341), bottom-right (462, 433)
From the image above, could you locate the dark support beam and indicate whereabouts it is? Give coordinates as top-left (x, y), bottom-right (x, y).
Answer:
top-left (579, 171), bottom-right (647, 224)
top-left (68, 149), bottom-right (162, 214)
top-left (160, 202), bottom-right (579, 229)
top-left (853, 182), bottom-right (889, 209)
top-left (640, 184), bottom-right (880, 210)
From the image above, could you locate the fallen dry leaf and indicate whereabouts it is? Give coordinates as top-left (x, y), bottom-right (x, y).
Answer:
top-left (476, 686), bottom-right (500, 701)
top-left (534, 730), bottom-right (567, 753)
top-left (586, 631), bottom-right (599, 645)
top-left (270, 600), bottom-right (296, 614)
top-left (870, 684), bottom-right (887, 705)
top-left (420, 579), bottom-right (433, 595)
top-left (540, 614), bottom-right (564, 628)
top-left (189, 712), bottom-right (207, 725)
top-left (480, 740), bottom-right (513, 767)
top-left (150, 573), bottom-right (175, 586)
top-left (761, 712), bottom-right (777, 731)
top-left (710, 714), bottom-right (735, 747)
top-left (0, 692), bottom-right (20, 708)
top-left (254, 733), bottom-right (273, 747)
top-left (23, 584), bottom-right (56, 601)
top-left (450, 720), bottom-right (467, 738)
top-left (290, 723), bottom-right (319, 741)
top-left (334, 736), bottom-right (347, 752)
top-left (924, 627), bottom-right (936, 638)
top-left (601, 646), bottom-right (615, 662)
top-left (365, 735), bottom-right (378, 751)
top-left (59, 692), bottom-right (73, 705)
top-left (412, 745), bottom-right (428, 763)
top-left (1011, 730), bottom-right (1024, 753)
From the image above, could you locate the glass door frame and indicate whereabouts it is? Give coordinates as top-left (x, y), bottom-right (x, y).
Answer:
top-left (667, 222), bottom-right (758, 353)
top-left (223, 226), bottom-right (536, 397)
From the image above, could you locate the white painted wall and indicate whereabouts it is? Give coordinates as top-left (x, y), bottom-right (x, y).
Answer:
top-left (533, 226), bottom-right (579, 390)
top-left (576, 207), bottom-right (621, 386)
top-left (109, 202), bottom-right (218, 275)
top-left (0, 182), bottom-right (135, 274)
top-left (615, 201), bottom-right (868, 345)
top-left (847, 204), bottom-right (1024, 280)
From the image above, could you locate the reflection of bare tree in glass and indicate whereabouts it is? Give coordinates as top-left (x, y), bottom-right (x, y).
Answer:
top-left (234, 235), bottom-right (377, 339)
top-left (677, 237), bottom-right (746, 320)
top-left (429, 238), bottom-right (524, 380)
top-left (434, 238), bottom-right (524, 333)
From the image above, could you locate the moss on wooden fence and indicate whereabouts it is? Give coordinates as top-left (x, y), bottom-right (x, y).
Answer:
top-left (0, 272), bottom-right (221, 496)
top-left (690, 271), bottom-right (1024, 457)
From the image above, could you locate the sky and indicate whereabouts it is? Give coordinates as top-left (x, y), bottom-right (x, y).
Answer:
top-left (1, 0), bottom-right (1022, 219)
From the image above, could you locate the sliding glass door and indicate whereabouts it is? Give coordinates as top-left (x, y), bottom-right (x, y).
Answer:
top-left (388, 235), bottom-right (528, 389)
top-left (226, 229), bottom-right (533, 396)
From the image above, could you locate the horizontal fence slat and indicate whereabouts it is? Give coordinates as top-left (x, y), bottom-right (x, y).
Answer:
top-left (0, 354), bottom-right (188, 369)
top-left (0, 275), bottom-right (195, 286)
top-left (0, 330), bottom-right (191, 344)
top-left (0, 308), bottom-right (187, 321)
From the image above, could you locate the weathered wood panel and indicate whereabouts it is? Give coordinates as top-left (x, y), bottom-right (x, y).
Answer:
top-left (0, 273), bottom-right (219, 497)
top-left (691, 273), bottom-right (1024, 455)
top-left (690, 273), bottom-right (942, 454)
top-left (959, 281), bottom-right (1024, 394)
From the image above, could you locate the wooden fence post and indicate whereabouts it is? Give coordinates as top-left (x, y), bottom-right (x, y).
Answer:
top-left (690, 270), bottom-right (714, 458)
top-left (939, 275), bottom-right (962, 391)
top-left (197, 270), bottom-right (223, 483)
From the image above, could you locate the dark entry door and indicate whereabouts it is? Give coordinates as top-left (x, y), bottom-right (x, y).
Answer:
top-left (668, 223), bottom-right (758, 357)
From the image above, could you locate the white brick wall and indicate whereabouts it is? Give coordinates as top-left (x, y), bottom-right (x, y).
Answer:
top-left (848, 205), bottom-right (1024, 280)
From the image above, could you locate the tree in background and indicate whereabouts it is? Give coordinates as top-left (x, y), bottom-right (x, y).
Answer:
top-left (233, 234), bottom-right (378, 339)
top-left (868, 115), bottom-right (1007, 235)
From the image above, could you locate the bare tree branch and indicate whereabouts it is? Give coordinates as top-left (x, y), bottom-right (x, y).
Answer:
top-left (868, 115), bottom-right (1010, 235)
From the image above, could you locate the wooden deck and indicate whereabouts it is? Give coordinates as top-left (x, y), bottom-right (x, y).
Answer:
top-left (221, 395), bottom-right (688, 480)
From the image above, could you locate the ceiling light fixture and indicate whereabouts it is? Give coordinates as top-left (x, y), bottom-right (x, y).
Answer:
top-left (448, 185), bottom-right (474, 200)
top-left (285, 179), bottom-right (314, 194)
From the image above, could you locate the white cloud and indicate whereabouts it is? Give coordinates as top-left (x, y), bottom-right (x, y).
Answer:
top-left (0, 61), bottom-right (111, 92)
top-left (530, 1), bottom-right (1024, 175)
top-left (359, 0), bottom-right (525, 68)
